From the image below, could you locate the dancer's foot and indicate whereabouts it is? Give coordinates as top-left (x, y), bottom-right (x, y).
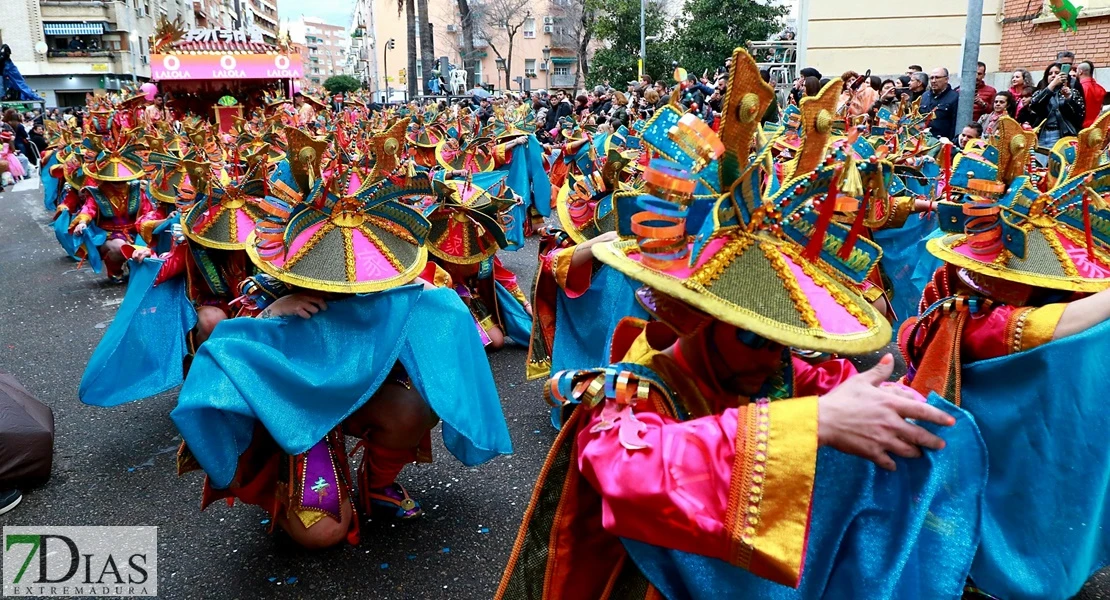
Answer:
top-left (365, 482), bottom-right (422, 520)
top-left (0, 489), bottom-right (23, 516)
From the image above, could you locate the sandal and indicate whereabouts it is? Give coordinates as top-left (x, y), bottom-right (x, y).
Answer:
top-left (365, 482), bottom-right (423, 520)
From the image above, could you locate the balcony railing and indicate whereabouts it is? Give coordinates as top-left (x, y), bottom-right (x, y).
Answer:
top-left (48, 49), bottom-right (113, 58)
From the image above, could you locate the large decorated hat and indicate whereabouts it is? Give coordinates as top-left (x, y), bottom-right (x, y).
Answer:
top-left (425, 177), bottom-right (514, 264)
top-left (592, 50), bottom-right (890, 354)
top-left (556, 147), bottom-right (638, 243)
top-left (928, 116), bottom-right (1110, 293)
top-left (436, 135), bottom-right (494, 173)
top-left (247, 156), bottom-right (434, 293)
top-left (181, 160), bottom-right (268, 250)
top-left (80, 126), bottom-right (146, 182)
top-left (146, 150), bottom-right (195, 204)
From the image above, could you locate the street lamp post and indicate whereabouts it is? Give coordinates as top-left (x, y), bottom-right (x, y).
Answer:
top-left (384, 38), bottom-right (395, 103)
top-left (639, 0), bottom-right (645, 79)
top-left (542, 45), bottom-right (550, 91)
top-left (128, 32), bottom-right (138, 84)
top-left (496, 57), bottom-right (506, 91)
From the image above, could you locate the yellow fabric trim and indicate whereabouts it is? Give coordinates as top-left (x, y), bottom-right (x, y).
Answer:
top-left (138, 219), bottom-right (163, 245)
top-left (1020, 303), bottom-right (1067, 352)
top-left (552, 247), bottom-right (577, 290)
top-left (883, 197), bottom-right (915, 229)
top-left (294, 507), bottom-right (328, 529)
top-left (431, 263), bottom-right (454, 288)
top-left (72, 213), bottom-right (92, 226)
top-left (741, 395), bottom-right (818, 587)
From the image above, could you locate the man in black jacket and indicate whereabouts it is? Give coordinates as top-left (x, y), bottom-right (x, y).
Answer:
top-left (545, 91), bottom-right (572, 132)
top-left (920, 67), bottom-right (959, 141)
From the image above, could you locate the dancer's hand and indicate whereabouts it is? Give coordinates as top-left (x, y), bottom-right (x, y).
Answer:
top-left (131, 247), bottom-right (153, 263)
top-left (817, 354), bottom-right (954, 471)
top-left (573, 231), bottom-right (618, 267)
top-left (260, 294), bottom-right (328, 319)
top-left (72, 222), bottom-right (87, 236)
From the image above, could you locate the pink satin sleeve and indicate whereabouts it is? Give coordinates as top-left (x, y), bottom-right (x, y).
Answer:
top-left (577, 407), bottom-right (741, 563)
top-left (792, 356), bottom-right (857, 396)
top-left (960, 304), bottom-right (1016, 362)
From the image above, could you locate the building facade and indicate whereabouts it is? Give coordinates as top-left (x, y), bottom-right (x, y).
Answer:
top-left (799, 0), bottom-right (1003, 80)
top-left (353, 0), bottom-right (584, 100)
top-left (998, 0), bottom-right (1110, 77)
top-left (282, 16), bottom-right (349, 88)
top-left (4, 0), bottom-right (196, 107)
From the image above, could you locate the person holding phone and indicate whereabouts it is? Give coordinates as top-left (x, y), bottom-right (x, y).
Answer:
top-left (1027, 62), bottom-right (1085, 149)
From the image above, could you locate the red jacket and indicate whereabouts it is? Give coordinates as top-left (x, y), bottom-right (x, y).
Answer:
top-left (973, 81), bottom-right (997, 121)
top-left (1080, 76), bottom-right (1107, 128)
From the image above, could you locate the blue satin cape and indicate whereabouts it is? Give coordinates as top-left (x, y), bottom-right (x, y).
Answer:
top-left (624, 394), bottom-right (986, 599)
top-left (494, 281), bottom-right (532, 346)
top-left (501, 135), bottom-right (552, 250)
top-left (79, 258), bottom-right (197, 406)
top-left (871, 213), bottom-right (939, 332)
top-left (964, 319), bottom-right (1110, 599)
top-left (170, 286), bottom-right (513, 489)
top-left (549, 266), bottom-right (648, 428)
top-left (41, 154), bottom-right (61, 211)
top-left (910, 228), bottom-right (946, 297)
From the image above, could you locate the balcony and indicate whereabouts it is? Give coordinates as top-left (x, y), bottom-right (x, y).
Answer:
top-left (550, 73), bottom-right (575, 88)
top-left (48, 49), bottom-right (113, 58)
top-left (40, 1), bottom-right (124, 28)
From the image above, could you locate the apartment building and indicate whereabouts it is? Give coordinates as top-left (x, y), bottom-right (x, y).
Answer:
top-left (354, 0), bottom-right (583, 98)
top-left (4, 0), bottom-right (195, 107)
top-left (282, 16), bottom-right (349, 87)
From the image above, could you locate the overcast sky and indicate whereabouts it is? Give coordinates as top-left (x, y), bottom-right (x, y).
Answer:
top-left (279, 0), bottom-right (354, 28)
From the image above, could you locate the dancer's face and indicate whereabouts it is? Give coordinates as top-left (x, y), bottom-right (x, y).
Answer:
top-left (706, 321), bottom-right (785, 396)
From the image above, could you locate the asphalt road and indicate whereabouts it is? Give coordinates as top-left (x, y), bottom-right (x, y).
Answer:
top-left (15, 176), bottom-right (1102, 600)
top-left (0, 179), bottom-right (552, 599)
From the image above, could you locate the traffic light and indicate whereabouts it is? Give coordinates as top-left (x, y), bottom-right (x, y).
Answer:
top-left (386, 38), bottom-right (395, 50)
top-left (399, 68), bottom-right (406, 84)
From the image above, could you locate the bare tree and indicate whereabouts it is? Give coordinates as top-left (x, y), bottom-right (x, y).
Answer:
top-left (475, 0), bottom-right (532, 91)
top-left (544, 0), bottom-right (596, 92)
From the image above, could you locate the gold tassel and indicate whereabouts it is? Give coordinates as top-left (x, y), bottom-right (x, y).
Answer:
top-left (839, 153), bottom-right (864, 199)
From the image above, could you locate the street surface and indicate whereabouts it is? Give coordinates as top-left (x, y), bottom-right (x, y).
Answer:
top-left (5, 178), bottom-right (1106, 600)
top-left (0, 178), bottom-right (549, 599)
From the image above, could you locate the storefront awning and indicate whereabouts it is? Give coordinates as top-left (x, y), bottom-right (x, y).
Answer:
top-left (43, 22), bottom-right (105, 36)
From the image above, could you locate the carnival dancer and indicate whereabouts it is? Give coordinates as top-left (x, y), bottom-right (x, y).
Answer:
top-left (901, 113), bottom-right (1110, 600)
top-left (497, 51), bottom-right (984, 600)
top-left (526, 139), bottom-right (648, 386)
top-left (170, 140), bottom-right (513, 550)
top-left (425, 174), bottom-right (529, 350)
top-left (68, 114), bottom-right (155, 282)
top-left (133, 153), bottom-right (267, 348)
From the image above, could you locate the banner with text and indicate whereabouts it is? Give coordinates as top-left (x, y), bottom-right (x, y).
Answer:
top-left (150, 54), bottom-right (303, 81)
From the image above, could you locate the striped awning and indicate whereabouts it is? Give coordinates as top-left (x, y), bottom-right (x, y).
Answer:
top-left (43, 22), bottom-right (105, 36)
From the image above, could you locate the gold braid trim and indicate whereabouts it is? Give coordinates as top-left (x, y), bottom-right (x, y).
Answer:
top-left (343, 227), bottom-right (357, 283)
top-left (759, 243), bottom-right (821, 328)
top-left (283, 222), bottom-right (331, 270)
top-left (727, 401), bottom-right (760, 569)
top-left (780, 243), bottom-right (874, 329)
top-left (689, 234), bottom-right (753, 288)
top-left (359, 224), bottom-right (405, 273)
top-left (1042, 228), bottom-right (1080, 277)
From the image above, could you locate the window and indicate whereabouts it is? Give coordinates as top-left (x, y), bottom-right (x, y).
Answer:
top-left (523, 17), bottom-right (536, 38)
top-left (553, 66), bottom-right (569, 77)
top-left (525, 58), bottom-right (536, 77)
